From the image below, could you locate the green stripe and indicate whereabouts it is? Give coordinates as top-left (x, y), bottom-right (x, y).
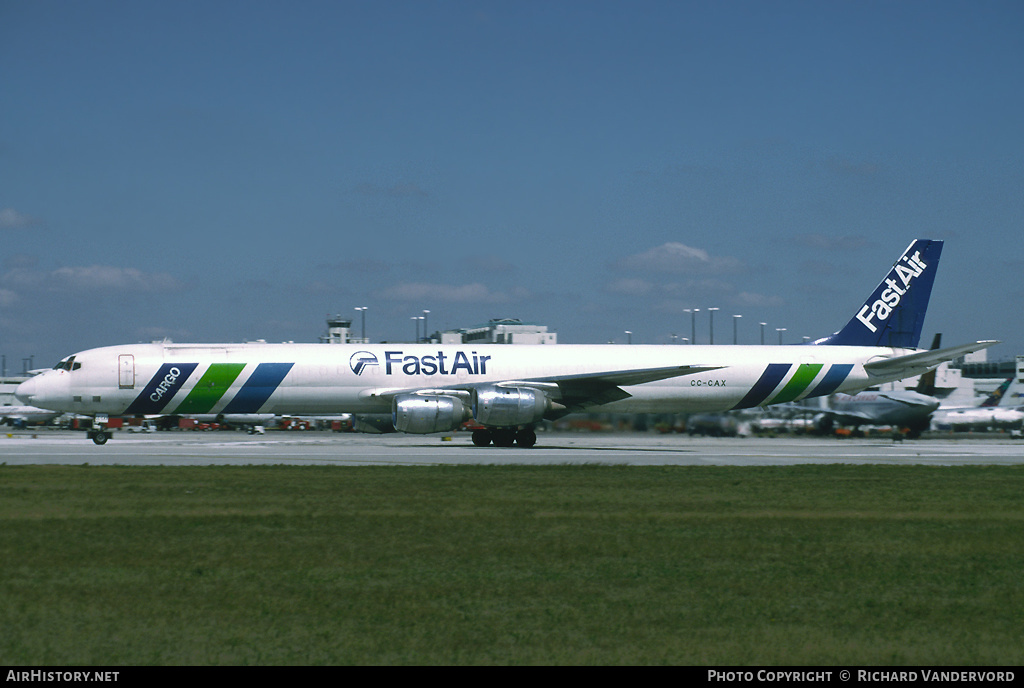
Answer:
top-left (172, 363), bottom-right (247, 414)
top-left (769, 364), bottom-right (823, 404)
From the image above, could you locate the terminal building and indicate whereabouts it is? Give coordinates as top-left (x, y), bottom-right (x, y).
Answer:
top-left (440, 318), bottom-right (557, 345)
top-left (319, 314), bottom-right (555, 345)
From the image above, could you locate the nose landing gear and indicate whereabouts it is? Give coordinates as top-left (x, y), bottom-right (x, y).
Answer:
top-left (87, 429), bottom-right (110, 445)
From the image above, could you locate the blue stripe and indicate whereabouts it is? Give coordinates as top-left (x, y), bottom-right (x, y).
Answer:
top-left (125, 363), bottom-right (198, 414)
top-left (732, 364), bottom-right (792, 410)
top-left (805, 364), bottom-right (854, 398)
top-left (221, 363), bottom-right (294, 414)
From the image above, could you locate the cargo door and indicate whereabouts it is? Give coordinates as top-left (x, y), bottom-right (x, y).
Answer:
top-left (118, 354), bottom-right (135, 389)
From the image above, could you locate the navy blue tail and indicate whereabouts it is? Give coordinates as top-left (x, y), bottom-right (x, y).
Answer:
top-left (814, 239), bottom-right (942, 349)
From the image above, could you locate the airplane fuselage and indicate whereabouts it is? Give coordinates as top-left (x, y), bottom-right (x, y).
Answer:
top-left (827, 390), bottom-right (941, 427)
top-left (18, 341), bottom-right (917, 418)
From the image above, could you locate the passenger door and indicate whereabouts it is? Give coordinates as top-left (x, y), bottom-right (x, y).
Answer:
top-left (119, 354), bottom-right (135, 389)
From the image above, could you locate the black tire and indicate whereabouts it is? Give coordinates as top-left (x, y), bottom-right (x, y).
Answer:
top-left (92, 431), bottom-right (109, 445)
top-left (472, 429), bottom-right (492, 447)
top-left (492, 429), bottom-right (517, 447)
top-left (515, 429), bottom-right (537, 448)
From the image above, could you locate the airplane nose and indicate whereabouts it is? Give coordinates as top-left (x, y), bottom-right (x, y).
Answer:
top-left (15, 376), bottom-right (40, 405)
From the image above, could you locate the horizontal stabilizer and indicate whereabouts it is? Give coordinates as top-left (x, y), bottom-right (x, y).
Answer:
top-left (864, 340), bottom-right (1000, 379)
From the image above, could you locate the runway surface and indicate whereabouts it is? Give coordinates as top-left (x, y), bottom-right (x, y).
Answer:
top-left (3, 429), bottom-right (1022, 466)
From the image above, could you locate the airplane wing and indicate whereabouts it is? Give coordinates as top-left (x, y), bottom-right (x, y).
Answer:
top-left (501, 364), bottom-right (727, 409)
top-left (361, 364), bottom-right (725, 410)
top-left (865, 341), bottom-right (999, 380)
top-left (820, 409), bottom-right (876, 424)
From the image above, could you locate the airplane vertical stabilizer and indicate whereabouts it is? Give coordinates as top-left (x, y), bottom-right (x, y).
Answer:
top-left (815, 239), bottom-right (942, 349)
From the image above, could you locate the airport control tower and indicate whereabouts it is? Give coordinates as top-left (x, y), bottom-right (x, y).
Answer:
top-left (322, 315), bottom-right (354, 344)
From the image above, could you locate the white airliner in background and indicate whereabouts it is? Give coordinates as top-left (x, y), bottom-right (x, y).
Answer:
top-left (0, 404), bottom-right (60, 428)
top-left (16, 239), bottom-right (998, 446)
top-left (931, 371), bottom-right (1024, 430)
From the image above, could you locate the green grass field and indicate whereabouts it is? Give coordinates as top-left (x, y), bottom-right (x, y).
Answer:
top-left (1, 464), bottom-right (1022, 665)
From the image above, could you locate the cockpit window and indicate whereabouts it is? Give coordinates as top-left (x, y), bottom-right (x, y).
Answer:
top-left (52, 356), bottom-right (80, 371)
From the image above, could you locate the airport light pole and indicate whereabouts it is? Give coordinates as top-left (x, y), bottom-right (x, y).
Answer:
top-left (688, 309), bottom-right (699, 345)
top-left (776, 327), bottom-right (787, 345)
top-left (708, 307), bottom-right (719, 345)
top-left (760, 322), bottom-right (767, 346)
top-left (733, 314), bottom-right (742, 345)
top-left (422, 310), bottom-right (430, 343)
top-left (625, 330), bottom-right (632, 344)
top-left (355, 307), bottom-right (367, 343)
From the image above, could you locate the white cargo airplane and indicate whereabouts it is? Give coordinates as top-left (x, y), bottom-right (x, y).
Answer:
top-left (16, 239), bottom-right (998, 446)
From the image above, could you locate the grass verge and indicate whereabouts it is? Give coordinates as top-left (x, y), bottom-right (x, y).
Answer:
top-left (1, 464), bottom-right (1022, 665)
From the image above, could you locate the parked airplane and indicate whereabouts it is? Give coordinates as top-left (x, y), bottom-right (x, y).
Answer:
top-left (931, 377), bottom-right (1024, 430)
top-left (16, 239), bottom-right (998, 446)
top-left (818, 390), bottom-right (940, 437)
top-left (747, 389), bottom-right (941, 438)
top-left (0, 404), bottom-right (60, 428)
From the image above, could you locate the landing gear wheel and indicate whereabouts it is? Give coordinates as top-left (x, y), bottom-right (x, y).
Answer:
top-left (472, 429), bottom-right (492, 447)
top-left (515, 429), bottom-right (537, 448)
top-left (89, 430), bottom-right (109, 445)
top-left (492, 429), bottom-right (517, 447)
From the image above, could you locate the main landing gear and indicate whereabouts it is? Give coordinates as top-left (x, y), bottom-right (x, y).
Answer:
top-left (471, 427), bottom-right (537, 448)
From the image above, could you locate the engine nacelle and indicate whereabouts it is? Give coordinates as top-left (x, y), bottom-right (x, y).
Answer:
top-left (472, 385), bottom-right (551, 428)
top-left (813, 413), bottom-right (834, 434)
top-left (392, 394), bottom-right (469, 434)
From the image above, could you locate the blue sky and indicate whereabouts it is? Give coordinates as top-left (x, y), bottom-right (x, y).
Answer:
top-left (2, 0), bottom-right (1022, 370)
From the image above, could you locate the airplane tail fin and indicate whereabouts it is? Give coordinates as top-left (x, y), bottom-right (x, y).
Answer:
top-left (980, 378), bottom-right (1013, 408)
top-left (814, 239), bottom-right (942, 349)
top-left (1006, 356), bottom-right (1024, 407)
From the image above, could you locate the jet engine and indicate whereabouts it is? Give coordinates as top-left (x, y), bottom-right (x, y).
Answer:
top-left (472, 385), bottom-right (551, 427)
top-left (392, 394), bottom-right (470, 434)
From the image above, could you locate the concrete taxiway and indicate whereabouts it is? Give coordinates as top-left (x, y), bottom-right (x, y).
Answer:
top-left (2, 429), bottom-right (1022, 466)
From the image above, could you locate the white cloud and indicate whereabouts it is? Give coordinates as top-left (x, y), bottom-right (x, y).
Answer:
top-left (3, 265), bottom-right (182, 293)
top-left (51, 266), bottom-right (181, 291)
top-left (617, 242), bottom-right (743, 274)
top-left (0, 208), bottom-right (40, 230)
